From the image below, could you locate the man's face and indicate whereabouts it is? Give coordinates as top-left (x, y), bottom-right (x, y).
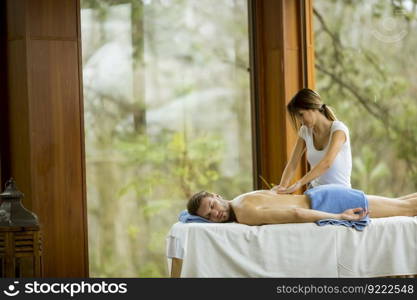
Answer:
top-left (196, 194), bottom-right (230, 223)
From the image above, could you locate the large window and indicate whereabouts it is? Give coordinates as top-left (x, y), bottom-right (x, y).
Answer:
top-left (81, 0), bottom-right (252, 276)
top-left (314, 0), bottom-right (417, 196)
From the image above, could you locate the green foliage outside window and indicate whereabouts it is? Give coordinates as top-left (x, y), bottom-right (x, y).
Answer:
top-left (81, 0), bottom-right (252, 277)
top-left (314, 0), bottom-right (417, 196)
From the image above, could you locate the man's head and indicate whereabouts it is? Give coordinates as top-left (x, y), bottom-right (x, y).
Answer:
top-left (187, 191), bottom-right (231, 223)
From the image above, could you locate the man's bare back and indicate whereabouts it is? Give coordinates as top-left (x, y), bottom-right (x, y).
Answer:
top-left (230, 190), bottom-right (310, 224)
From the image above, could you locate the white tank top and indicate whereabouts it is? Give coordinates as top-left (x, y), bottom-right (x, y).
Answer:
top-left (299, 120), bottom-right (352, 188)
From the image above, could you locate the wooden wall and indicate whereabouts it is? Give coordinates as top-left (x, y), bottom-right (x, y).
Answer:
top-left (0, 0), bottom-right (9, 187)
top-left (3, 0), bottom-right (88, 277)
top-left (250, 0), bottom-right (315, 189)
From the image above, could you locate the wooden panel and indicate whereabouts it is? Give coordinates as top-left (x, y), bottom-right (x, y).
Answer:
top-left (305, 0), bottom-right (316, 89)
top-left (4, 0), bottom-right (88, 277)
top-left (263, 49), bottom-right (285, 183)
top-left (262, 0), bottom-right (281, 49)
top-left (251, 0), bottom-right (289, 188)
top-left (1, 0), bottom-right (9, 186)
top-left (29, 40), bottom-right (86, 276)
top-left (283, 0), bottom-right (307, 187)
top-left (28, 0), bottom-right (77, 39)
top-left (284, 49), bottom-right (303, 101)
top-left (283, 0), bottom-right (301, 50)
top-left (7, 40), bottom-right (32, 208)
top-left (6, 0), bottom-right (25, 40)
top-left (250, 0), bottom-right (312, 189)
top-left (283, 49), bottom-right (302, 158)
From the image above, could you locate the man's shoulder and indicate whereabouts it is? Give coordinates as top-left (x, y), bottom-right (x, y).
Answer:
top-left (233, 190), bottom-right (274, 201)
top-left (231, 194), bottom-right (262, 225)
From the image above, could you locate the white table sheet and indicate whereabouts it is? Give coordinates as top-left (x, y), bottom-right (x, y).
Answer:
top-left (166, 217), bottom-right (417, 277)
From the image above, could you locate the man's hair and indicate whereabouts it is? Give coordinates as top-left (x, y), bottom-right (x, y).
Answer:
top-left (187, 191), bottom-right (211, 215)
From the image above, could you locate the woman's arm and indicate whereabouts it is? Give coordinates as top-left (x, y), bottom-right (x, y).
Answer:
top-left (298, 130), bottom-right (346, 186)
top-left (274, 137), bottom-right (306, 188)
top-left (278, 130), bottom-right (347, 193)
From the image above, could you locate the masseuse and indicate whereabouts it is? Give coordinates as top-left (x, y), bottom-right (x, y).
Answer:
top-left (272, 88), bottom-right (352, 194)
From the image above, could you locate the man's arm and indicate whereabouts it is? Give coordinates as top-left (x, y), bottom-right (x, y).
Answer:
top-left (240, 207), bottom-right (366, 226)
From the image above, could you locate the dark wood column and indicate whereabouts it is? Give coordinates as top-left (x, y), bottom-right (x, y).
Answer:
top-left (4, 0), bottom-right (88, 277)
top-left (0, 0), bottom-right (9, 187)
top-left (250, 0), bottom-right (315, 189)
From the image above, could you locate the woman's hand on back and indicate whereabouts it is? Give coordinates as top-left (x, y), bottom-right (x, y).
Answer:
top-left (273, 181), bottom-right (302, 194)
top-left (271, 185), bottom-right (286, 193)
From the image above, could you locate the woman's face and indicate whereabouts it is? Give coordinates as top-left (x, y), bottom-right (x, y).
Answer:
top-left (296, 109), bottom-right (317, 128)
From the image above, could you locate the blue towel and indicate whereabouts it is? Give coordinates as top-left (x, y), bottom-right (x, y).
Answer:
top-left (178, 210), bottom-right (213, 223)
top-left (304, 184), bottom-right (371, 231)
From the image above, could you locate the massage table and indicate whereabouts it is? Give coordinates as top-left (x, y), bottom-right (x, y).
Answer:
top-left (166, 216), bottom-right (417, 277)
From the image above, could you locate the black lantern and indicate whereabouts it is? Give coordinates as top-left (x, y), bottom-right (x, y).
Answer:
top-left (0, 178), bottom-right (39, 227)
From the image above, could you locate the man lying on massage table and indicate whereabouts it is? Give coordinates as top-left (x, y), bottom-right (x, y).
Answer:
top-left (186, 184), bottom-right (417, 226)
